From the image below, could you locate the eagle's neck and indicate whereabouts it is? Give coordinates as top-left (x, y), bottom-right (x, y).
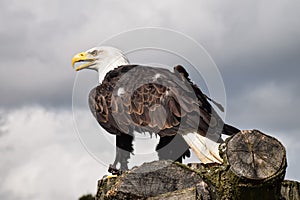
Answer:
top-left (98, 55), bottom-right (129, 83)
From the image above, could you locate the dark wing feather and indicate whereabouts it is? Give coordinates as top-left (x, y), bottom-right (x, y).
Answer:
top-left (89, 65), bottom-right (239, 138)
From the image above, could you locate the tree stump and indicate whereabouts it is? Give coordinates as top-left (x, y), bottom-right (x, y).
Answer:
top-left (213, 129), bottom-right (287, 199)
top-left (95, 160), bottom-right (214, 199)
top-left (226, 129), bottom-right (286, 180)
top-left (90, 130), bottom-right (293, 200)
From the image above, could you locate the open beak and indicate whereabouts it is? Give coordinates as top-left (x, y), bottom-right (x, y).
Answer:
top-left (72, 52), bottom-right (95, 71)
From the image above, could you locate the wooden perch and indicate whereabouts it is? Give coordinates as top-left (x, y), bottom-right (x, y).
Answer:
top-left (91, 130), bottom-right (298, 200)
top-left (95, 160), bottom-right (214, 199)
top-left (226, 129), bottom-right (286, 180)
top-left (215, 129), bottom-right (287, 199)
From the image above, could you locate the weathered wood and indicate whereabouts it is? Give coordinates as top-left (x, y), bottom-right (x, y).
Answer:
top-left (91, 130), bottom-right (298, 200)
top-left (281, 180), bottom-right (300, 200)
top-left (185, 130), bottom-right (287, 199)
top-left (219, 129), bottom-right (286, 199)
top-left (93, 161), bottom-right (299, 200)
top-left (95, 160), bottom-right (213, 200)
top-left (146, 187), bottom-right (196, 200)
top-left (226, 130), bottom-right (286, 180)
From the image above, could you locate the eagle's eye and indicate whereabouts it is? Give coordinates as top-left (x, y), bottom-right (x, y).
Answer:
top-left (90, 50), bottom-right (98, 56)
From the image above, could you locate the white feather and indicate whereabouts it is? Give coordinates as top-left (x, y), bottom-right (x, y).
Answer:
top-left (182, 132), bottom-right (222, 164)
top-left (84, 46), bottom-right (129, 83)
top-left (98, 53), bottom-right (129, 83)
top-left (117, 87), bottom-right (125, 96)
top-left (154, 73), bottom-right (161, 79)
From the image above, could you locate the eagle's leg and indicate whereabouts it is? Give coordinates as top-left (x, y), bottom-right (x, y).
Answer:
top-left (156, 134), bottom-right (190, 163)
top-left (108, 133), bottom-right (134, 175)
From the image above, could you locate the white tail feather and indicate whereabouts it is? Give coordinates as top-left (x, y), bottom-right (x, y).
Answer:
top-left (182, 132), bottom-right (223, 164)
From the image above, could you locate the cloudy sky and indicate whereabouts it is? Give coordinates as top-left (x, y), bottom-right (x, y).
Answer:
top-left (1, 0), bottom-right (300, 199)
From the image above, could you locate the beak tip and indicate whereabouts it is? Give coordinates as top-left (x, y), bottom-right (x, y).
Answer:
top-left (71, 58), bottom-right (76, 69)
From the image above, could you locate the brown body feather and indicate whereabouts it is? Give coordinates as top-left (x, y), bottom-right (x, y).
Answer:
top-left (88, 65), bottom-right (239, 140)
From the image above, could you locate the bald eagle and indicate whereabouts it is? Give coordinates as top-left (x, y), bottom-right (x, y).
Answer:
top-left (72, 46), bottom-right (239, 175)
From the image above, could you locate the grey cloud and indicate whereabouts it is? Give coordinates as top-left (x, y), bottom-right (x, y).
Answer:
top-left (0, 0), bottom-right (93, 108)
top-left (226, 82), bottom-right (300, 132)
top-left (1, 0), bottom-right (299, 110)
top-left (0, 107), bottom-right (104, 200)
top-left (0, 115), bottom-right (7, 137)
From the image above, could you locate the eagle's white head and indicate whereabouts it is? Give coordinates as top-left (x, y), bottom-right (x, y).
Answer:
top-left (72, 46), bottom-right (129, 83)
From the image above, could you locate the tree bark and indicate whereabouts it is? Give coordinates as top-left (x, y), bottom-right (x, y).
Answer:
top-left (281, 180), bottom-right (300, 200)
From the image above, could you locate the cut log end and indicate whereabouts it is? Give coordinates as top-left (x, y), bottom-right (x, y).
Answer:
top-left (226, 129), bottom-right (286, 180)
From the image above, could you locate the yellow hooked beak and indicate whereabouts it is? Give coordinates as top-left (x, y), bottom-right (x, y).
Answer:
top-left (72, 52), bottom-right (95, 71)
